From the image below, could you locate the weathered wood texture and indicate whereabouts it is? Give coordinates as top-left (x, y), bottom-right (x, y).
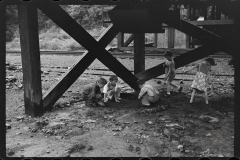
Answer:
top-left (168, 27), bottom-right (175, 48)
top-left (134, 33), bottom-right (145, 74)
top-left (154, 33), bottom-right (158, 48)
top-left (117, 32), bottom-right (124, 47)
top-left (233, 2), bottom-right (240, 157)
top-left (37, 3), bottom-right (139, 108)
top-left (18, 5), bottom-right (43, 117)
top-left (186, 5), bottom-right (190, 48)
top-left (124, 34), bottom-right (134, 47)
top-left (0, 3), bottom-right (6, 156)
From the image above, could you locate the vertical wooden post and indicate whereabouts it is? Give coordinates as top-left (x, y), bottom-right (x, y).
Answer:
top-left (18, 5), bottom-right (43, 117)
top-left (168, 27), bottom-right (175, 48)
top-left (216, 4), bottom-right (221, 20)
top-left (154, 33), bottom-right (158, 48)
top-left (192, 7), bottom-right (196, 20)
top-left (186, 5), bottom-right (190, 48)
top-left (117, 32), bottom-right (124, 48)
top-left (211, 5), bottom-right (215, 20)
top-left (203, 5), bottom-right (208, 20)
top-left (134, 33), bottom-right (145, 74)
top-left (234, 2), bottom-right (240, 156)
top-left (0, 3), bottom-right (6, 156)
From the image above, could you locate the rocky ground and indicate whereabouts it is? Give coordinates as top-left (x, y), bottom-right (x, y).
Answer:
top-left (5, 54), bottom-right (234, 157)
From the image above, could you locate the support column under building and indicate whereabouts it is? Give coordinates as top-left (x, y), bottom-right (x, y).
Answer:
top-left (18, 5), bottom-right (43, 117)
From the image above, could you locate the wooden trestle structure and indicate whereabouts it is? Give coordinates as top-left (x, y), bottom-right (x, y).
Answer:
top-left (0, 0), bottom-right (240, 154)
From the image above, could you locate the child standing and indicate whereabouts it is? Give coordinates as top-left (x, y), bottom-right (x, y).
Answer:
top-left (103, 75), bottom-right (121, 103)
top-left (184, 58), bottom-right (215, 104)
top-left (138, 81), bottom-right (160, 107)
top-left (82, 77), bottom-right (107, 107)
top-left (163, 51), bottom-right (183, 97)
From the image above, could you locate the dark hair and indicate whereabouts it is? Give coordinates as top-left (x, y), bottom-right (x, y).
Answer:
top-left (97, 77), bottom-right (107, 85)
top-left (109, 75), bottom-right (118, 82)
top-left (205, 58), bottom-right (216, 66)
top-left (164, 50), bottom-right (173, 57)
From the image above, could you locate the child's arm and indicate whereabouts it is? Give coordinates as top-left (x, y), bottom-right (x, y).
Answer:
top-left (138, 87), bottom-right (147, 99)
top-left (103, 93), bottom-right (108, 102)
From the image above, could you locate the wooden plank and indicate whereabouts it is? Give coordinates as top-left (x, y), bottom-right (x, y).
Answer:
top-left (216, 3), bottom-right (221, 20)
top-left (134, 33), bottom-right (145, 74)
top-left (124, 34), bottom-right (134, 47)
top-left (135, 44), bottom-right (219, 81)
top-left (233, 2), bottom-right (240, 157)
top-left (5, 0), bottom-right (238, 5)
top-left (154, 33), bottom-right (158, 48)
top-left (186, 5), bottom-right (190, 48)
top-left (211, 5), bottom-right (215, 20)
top-left (168, 27), bottom-right (175, 48)
top-left (0, 3), bottom-right (6, 156)
top-left (17, 5), bottom-right (43, 117)
top-left (117, 32), bottom-right (124, 47)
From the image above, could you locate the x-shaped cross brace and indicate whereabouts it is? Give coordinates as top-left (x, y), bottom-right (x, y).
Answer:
top-left (36, 3), bottom-right (139, 109)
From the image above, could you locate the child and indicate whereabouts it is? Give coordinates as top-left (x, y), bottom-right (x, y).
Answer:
top-left (184, 58), bottom-right (216, 104)
top-left (82, 77), bottom-right (107, 107)
top-left (138, 81), bottom-right (160, 107)
top-left (103, 75), bottom-right (121, 103)
top-left (163, 50), bottom-right (183, 97)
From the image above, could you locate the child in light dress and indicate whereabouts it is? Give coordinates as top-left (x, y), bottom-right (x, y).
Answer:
top-left (103, 75), bottom-right (121, 103)
top-left (184, 58), bottom-right (216, 104)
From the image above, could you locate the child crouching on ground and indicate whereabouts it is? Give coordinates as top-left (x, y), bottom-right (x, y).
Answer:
top-left (138, 81), bottom-right (160, 107)
top-left (103, 75), bottom-right (121, 103)
top-left (82, 77), bottom-right (107, 107)
top-left (184, 58), bottom-right (216, 104)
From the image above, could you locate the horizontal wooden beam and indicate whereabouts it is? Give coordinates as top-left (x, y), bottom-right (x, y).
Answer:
top-left (104, 20), bottom-right (234, 26)
top-left (119, 47), bottom-right (192, 54)
top-left (3, 0), bottom-right (238, 5)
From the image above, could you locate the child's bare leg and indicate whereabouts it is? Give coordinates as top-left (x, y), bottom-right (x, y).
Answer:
top-left (204, 90), bottom-right (209, 104)
top-left (190, 89), bottom-right (196, 103)
top-left (166, 81), bottom-right (171, 95)
top-left (115, 87), bottom-right (121, 100)
top-left (170, 82), bottom-right (183, 93)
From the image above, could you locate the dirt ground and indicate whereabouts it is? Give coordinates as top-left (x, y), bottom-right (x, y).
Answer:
top-left (5, 54), bottom-right (234, 157)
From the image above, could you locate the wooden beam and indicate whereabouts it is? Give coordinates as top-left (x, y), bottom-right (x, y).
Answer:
top-left (4, 0), bottom-right (238, 5)
top-left (134, 33), bottom-right (145, 74)
top-left (211, 5), bottom-right (215, 20)
top-left (117, 32), bottom-right (124, 47)
top-left (168, 27), bottom-right (175, 48)
top-left (124, 34), bottom-right (134, 47)
top-left (135, 44), bottom-right (219, 81)
top-left (233, 2), bottom-right (240, 157)
top-left (0, 3), bottom-right (6, 156)
top-left (186, 5), bottom-right (190, 48)
top-left (154, 33), bottom-right (158, 48)
top-left (216, 3), bottom-right (221, 20)
top-left (17, 5), bottom-right (43, 117)
top-left (203, 5), bottom-right (208, 20)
